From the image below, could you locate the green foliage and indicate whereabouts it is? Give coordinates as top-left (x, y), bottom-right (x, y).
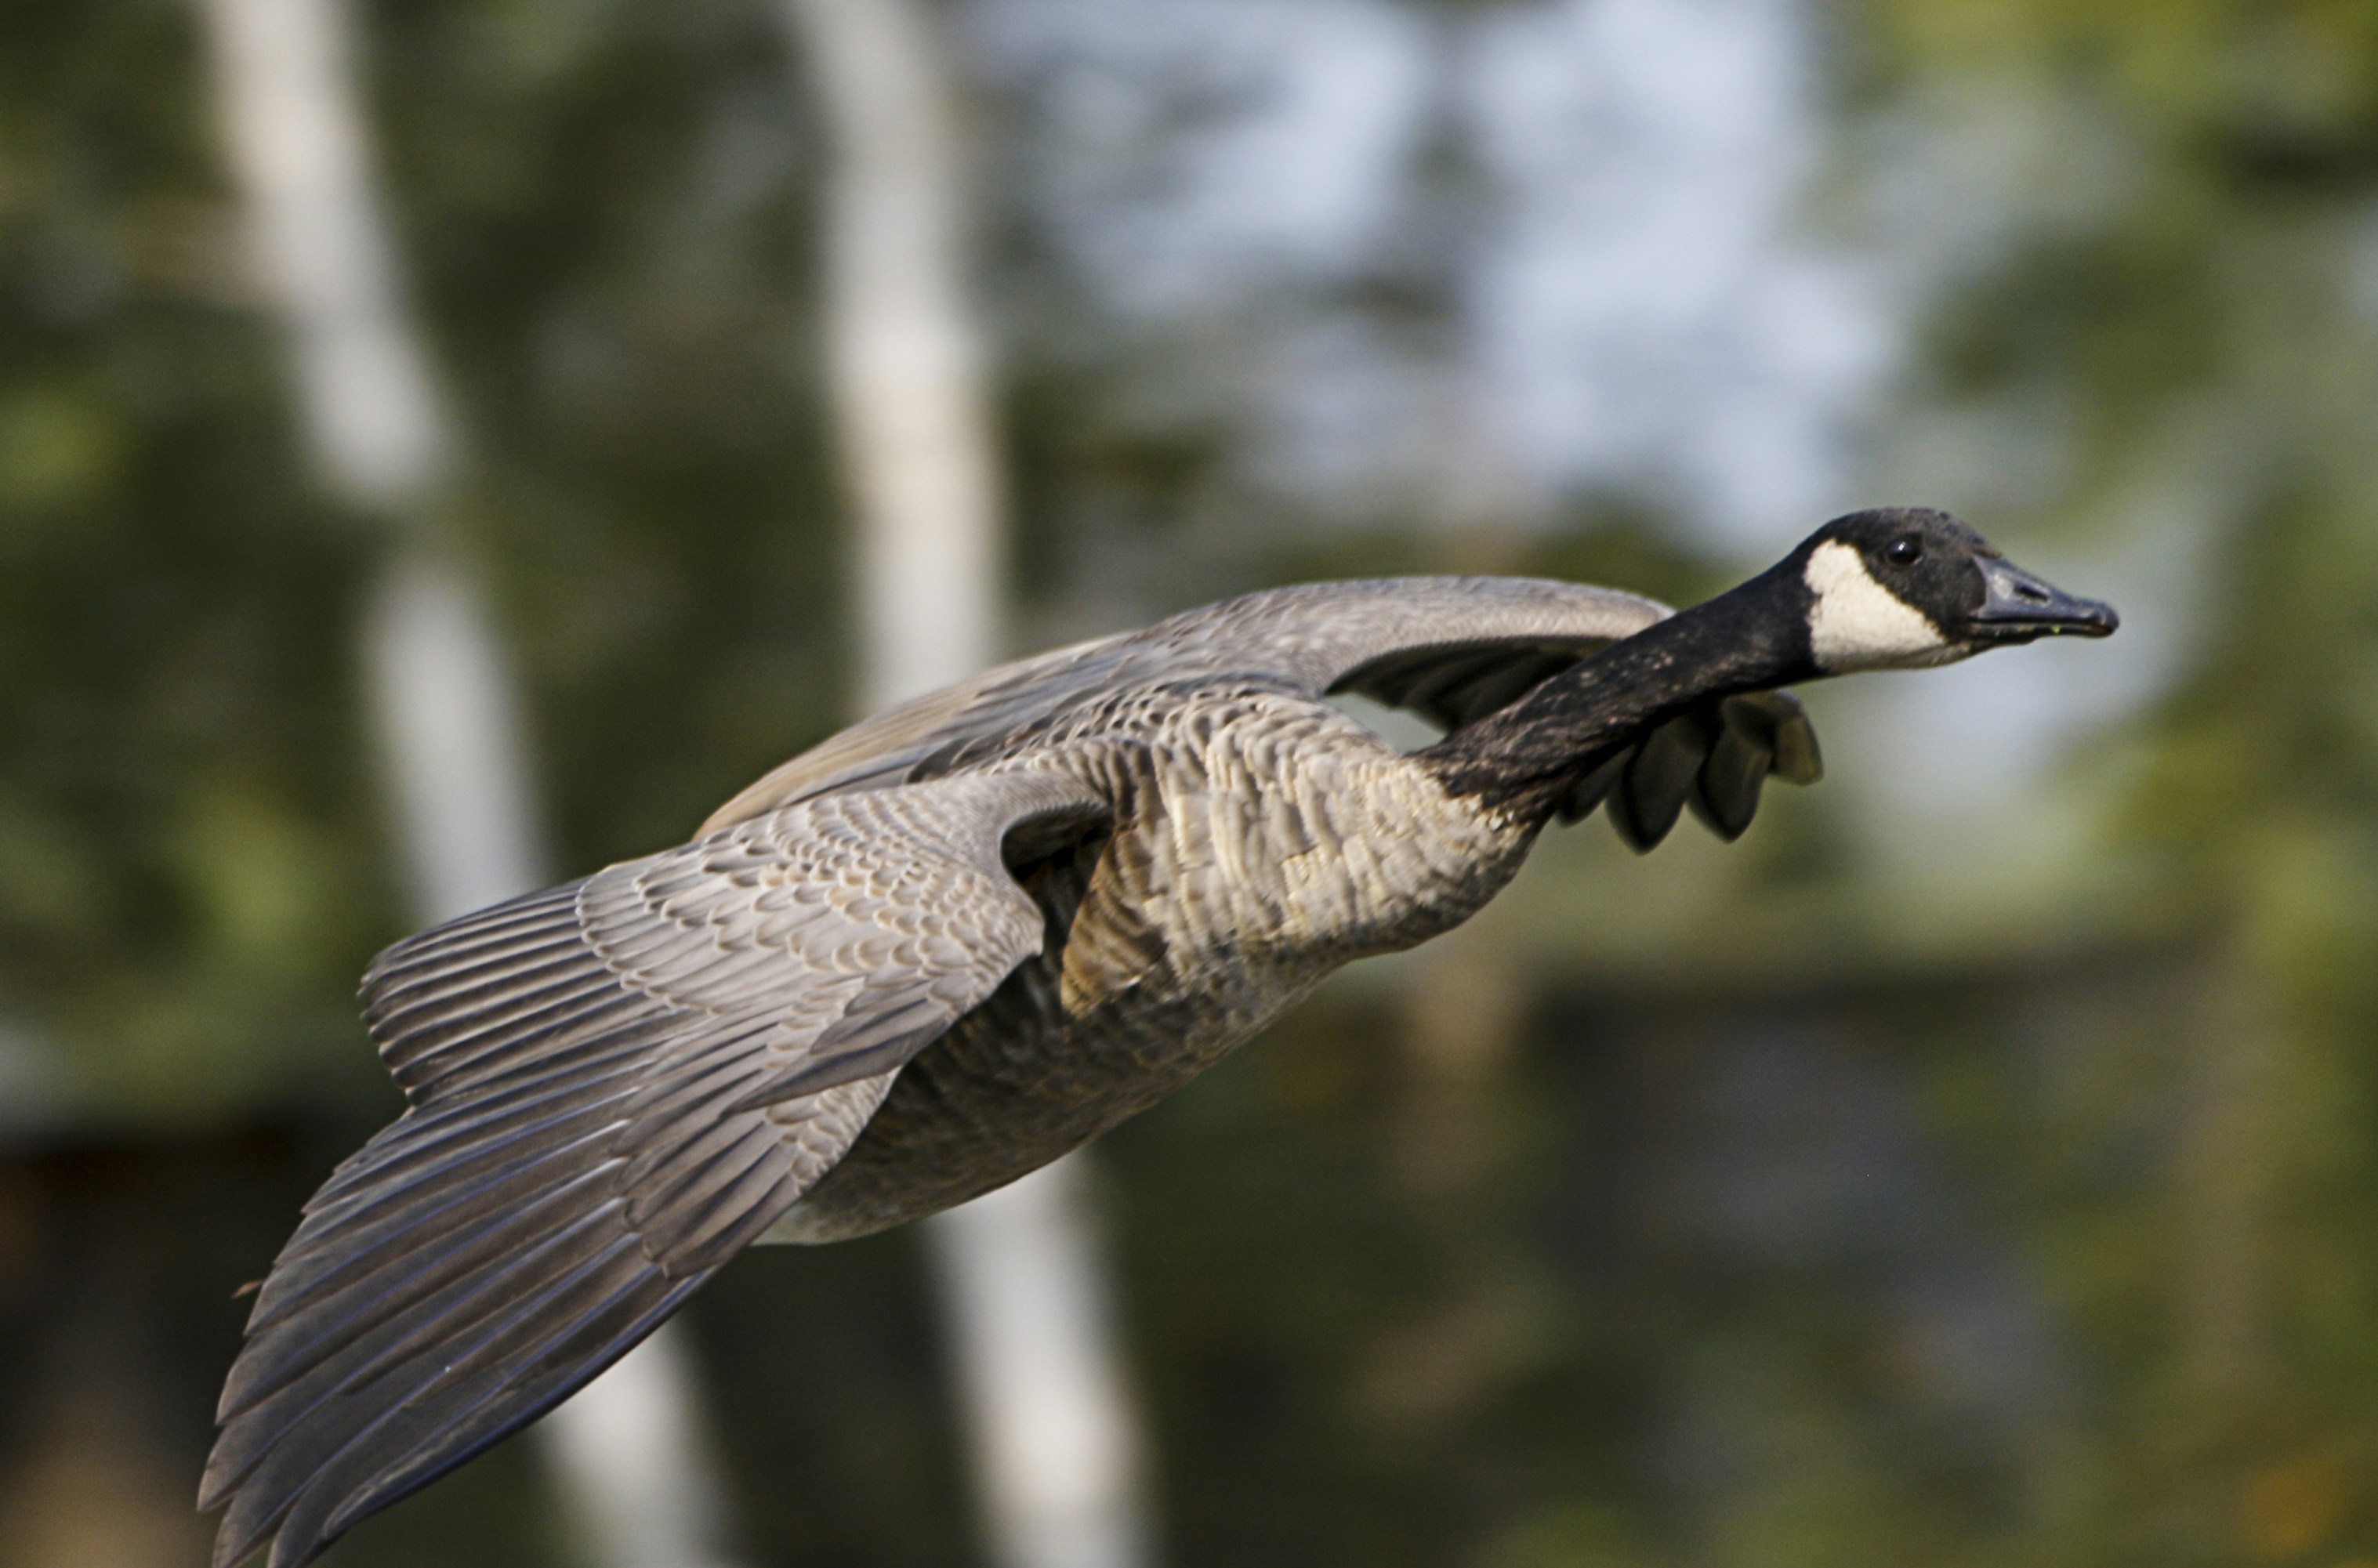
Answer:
top-left (0, 0), bottom-right (390, 1122)
top-left (0, 0), bottom-right (860, 1123)
top-left (1863, 0), bottom-right (2378, 152)
top-left (6, 0), bottom-right (2378, 1564)
top-left (1847, 1), bottom-right (2378, 1559)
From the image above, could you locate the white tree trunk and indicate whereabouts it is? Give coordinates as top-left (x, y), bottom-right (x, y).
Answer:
top-left (200, 2), bottom-right (734, 1564)
top-left (778, 3), bottom-right (1151, 1566)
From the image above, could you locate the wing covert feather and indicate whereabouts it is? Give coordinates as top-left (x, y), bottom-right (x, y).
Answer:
top-left (701, 576), bottom-right (1669, 830)
top-left (694, 574), bottom-right (1815, 849)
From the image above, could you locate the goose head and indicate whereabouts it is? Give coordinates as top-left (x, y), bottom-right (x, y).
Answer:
top-left (1416, 505), bottom-right (2119, 819)
top-left (1790, 507), bottom-right (2118, 675)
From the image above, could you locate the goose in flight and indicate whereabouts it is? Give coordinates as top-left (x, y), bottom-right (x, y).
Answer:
top-left (205, 507), bottom-right (2115, 1566)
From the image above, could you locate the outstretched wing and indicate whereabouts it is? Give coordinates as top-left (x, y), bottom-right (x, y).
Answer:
top-left (702, 574), bottom-right (1818, 853)
top-left (701, 576), bottom-right (1672, 828)
top-left (203, 770), bottom-right (1107, 1568)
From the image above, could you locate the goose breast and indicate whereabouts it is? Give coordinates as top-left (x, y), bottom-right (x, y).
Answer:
top-left (767, 686), bottom-right (1531, 1241)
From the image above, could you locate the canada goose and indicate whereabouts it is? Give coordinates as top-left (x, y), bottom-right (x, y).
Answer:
top-left (205, 507), bottom-right (2113, 1566)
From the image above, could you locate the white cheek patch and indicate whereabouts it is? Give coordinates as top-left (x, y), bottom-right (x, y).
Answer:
top-left (1803, 541), bottom-right (1959, 672)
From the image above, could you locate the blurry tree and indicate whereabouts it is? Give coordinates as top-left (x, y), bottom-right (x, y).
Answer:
top-left (2, 2), bottom-right (889, 1565)
top-left (778, 0), bottom-right (1150, 1563)
top-left (0, 0), bottom-right (856, 1117)
top-left (7, 1), bottom-right (2378, 1566)
top-left (0, 0), bottom-right (385, 1124)
top-left (1849, 0), bottom-right (2378, 1561)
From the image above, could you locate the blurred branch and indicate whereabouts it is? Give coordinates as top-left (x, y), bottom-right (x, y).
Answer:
top-left (779, 2), bottom-right (1151, 1565)
top-left (198, 2), bottom-right (735, 1564)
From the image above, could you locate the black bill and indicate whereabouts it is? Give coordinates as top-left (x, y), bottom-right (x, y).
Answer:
top-left (1968, 556), bottom-right (2120, 643)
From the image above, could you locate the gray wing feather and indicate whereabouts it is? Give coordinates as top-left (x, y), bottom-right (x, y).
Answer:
top-left (701, 576), bottom-right (1669, 830)
top-left (694, 575), bottom-right (1815, 850)
top-left (204, 770), bottom-right (1106, 1568)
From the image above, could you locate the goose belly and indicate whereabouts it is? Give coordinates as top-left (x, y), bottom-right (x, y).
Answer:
top-left (761, 943), bottom-right (1325, 1244)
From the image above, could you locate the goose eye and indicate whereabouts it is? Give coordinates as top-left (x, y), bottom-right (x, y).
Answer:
top-left (1884, 537), bottom-right (1923, 567)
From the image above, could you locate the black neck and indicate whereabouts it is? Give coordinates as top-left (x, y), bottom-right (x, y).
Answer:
top-left (1418, 562), bottom-right (1818, 822)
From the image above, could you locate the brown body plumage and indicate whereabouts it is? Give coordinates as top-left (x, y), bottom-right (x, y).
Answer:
top-left (777, 683), bottom-right (1529, 1241)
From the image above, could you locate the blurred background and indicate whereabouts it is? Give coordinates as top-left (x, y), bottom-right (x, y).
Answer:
top-left (6, 0), bottom-right (2378, 1565)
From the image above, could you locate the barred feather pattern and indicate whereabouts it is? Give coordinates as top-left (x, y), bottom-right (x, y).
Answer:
top-left (201, 770), bottom-right (1105, 1568)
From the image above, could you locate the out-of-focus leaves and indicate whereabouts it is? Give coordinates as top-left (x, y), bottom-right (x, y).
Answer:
top-left (0, 0), bottom-right (850, 1124)
top-left (5, 0), bottom-right (2378, 1565)
top-left (1847, 2), bottom-right (2378, 1561)
top-left (1865, 0), bottom-right (2378, 154)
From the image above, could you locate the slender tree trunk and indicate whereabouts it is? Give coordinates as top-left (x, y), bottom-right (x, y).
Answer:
top-left (778, 3), bottom-right (1151, 1565)
top-left (198, 3), bottom-right (734, 1564)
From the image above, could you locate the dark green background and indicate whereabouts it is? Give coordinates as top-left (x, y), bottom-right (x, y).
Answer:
top-left (4, 1), bottom-right (2378, 1563)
